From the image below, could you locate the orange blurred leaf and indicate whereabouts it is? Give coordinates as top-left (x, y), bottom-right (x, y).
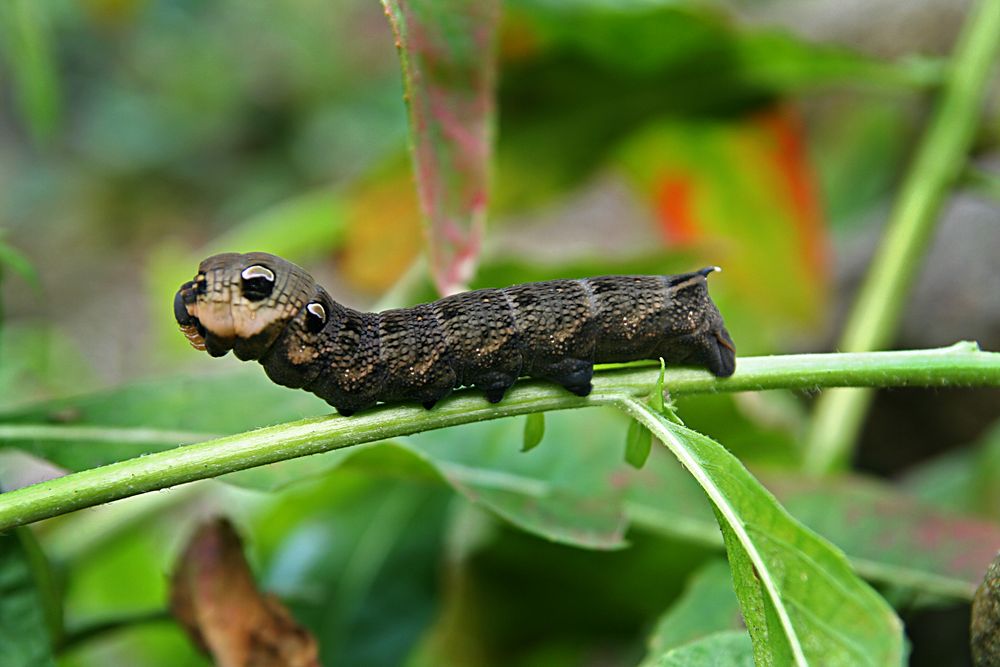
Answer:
top-left (617, 105), bottom-right (830, 333)
top-left (340, 164), bottom-right (424, 293)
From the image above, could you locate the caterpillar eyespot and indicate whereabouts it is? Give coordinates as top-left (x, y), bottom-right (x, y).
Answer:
top-left (175, 252), bottom-right (736, 416)
top-left (305, 302), bottom-right (327, 333)
top-left (240, 264), bottom-right (275, 301)
top-left (241, 264), bottom-right (275, 282)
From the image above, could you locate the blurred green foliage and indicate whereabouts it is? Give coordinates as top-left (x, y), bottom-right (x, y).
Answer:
top-left (0, 0), bottom-right (997, 665)
top-left (0, 529), bottom-right (58, 667)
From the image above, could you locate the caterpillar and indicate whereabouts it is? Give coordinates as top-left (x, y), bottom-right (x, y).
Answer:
top-left (175, 252), bottom-right (736, 416)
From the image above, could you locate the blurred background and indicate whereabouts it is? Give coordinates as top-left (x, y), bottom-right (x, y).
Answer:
top-left (1, 0), bottom-right (998, 665)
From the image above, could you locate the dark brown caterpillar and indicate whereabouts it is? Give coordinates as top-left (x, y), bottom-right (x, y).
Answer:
top-left (175, 252), bottom-right (736, 416)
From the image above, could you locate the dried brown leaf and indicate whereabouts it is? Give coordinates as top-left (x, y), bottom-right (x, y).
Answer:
top-left (171, 518), bottom-right (319, 667)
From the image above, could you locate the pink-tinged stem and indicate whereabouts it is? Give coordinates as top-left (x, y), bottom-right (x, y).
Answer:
top-left (381, 0), bottom-right (500, 295)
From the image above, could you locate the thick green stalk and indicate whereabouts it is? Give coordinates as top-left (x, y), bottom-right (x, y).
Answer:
top-left (1, 344), bottom-right (998, 532)
top-left (804, 0), bottom-right (1000, 474)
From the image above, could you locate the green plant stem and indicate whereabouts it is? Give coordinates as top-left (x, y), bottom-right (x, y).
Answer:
top-left (1, 344), bottom-right (998, 532)
top-left (804, 0), bottom-right (1000, 475)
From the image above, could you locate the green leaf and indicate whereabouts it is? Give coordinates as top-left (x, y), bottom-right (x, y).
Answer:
top-left (716, 514), bottom-right (796, 665)
top-left (626, 419), bottom-right (653, 469)
top-left (736, 32), bottom-right (944, 92)
top-left (641, 559), bottom-right (743, 666)
top-left (900, 418), bottom-right (1000, 518)
top-left (652, 359), bottom-right (685, 427)
top-left (522, 412), bottom-right (545, 452)
top-left (403, 411), bottom-right (631, 548)
top-left (0, 238), bottom-right (39, 288)
top-left (0, 324), bottom-right (97, 406)
top-left (628, 449), bottom-right (1000, 601)
top-left (0, 0), bottom-right (61, 144)
top-left (0, 368), bottom-right (326, 472)
top-left (811, 100), bottom-right (915, 233)
top-left (228, 412), bottom-right (632, 549)
top-left (761, 470), bottom-right (1000, 600)
top-left (622, 398), bottom-right (904, 666)
top-left (650, 357), bottom-right (667, 413)
top-left (509, 1), bottom-right (938, 88)
top-left (206, 188), bottom-right (349, 257)
top-left (963, 165), bottom-right (1000, 203)
top-left (900, 448), bottom-right (978, 514)
top-left (495, 1), bottom-right (937, 211)
top-left (971, 421), bottom-right (1000, 520)
top-left (0, 529), bottom-right (57, 667)
top-left (651, 631), bottom-right (754, 667)
top-left (258, 480), bottom-right (448, 667)
top-left (381, 0), bottom-right (500, 294)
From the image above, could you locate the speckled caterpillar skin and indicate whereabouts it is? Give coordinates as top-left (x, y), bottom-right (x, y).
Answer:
top-left (175, 252), bottom-right (736, 415)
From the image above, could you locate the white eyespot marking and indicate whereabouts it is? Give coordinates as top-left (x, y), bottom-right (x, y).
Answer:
top-left (307, 302), bottom-right (326, 321)
top-left (241, 265), bottom-right (275, 282)
top-left (305, 302), bottom-right (327, 333)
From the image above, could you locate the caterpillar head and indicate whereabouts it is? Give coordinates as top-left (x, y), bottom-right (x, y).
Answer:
top-left (174, 252), bottom-right (318, 361)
